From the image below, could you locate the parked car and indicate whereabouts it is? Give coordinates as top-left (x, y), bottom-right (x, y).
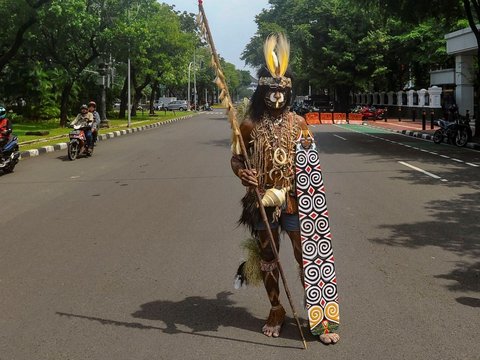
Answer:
top-left (154, 101), bottom-right (167, 110)
top-left (166, 100), bottom-right (188, 111)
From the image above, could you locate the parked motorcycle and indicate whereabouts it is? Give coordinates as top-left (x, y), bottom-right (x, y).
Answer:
top-left (350, 106), bottom-right (386, 119)
top-left (433, 117), bottom-right (471, 147)
top-left (0, 135), bottom-right (20, 173)
top-left (67, 124), bottom-right (93, 160)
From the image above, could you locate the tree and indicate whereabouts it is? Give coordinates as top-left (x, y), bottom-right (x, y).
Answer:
top-left (0, 0), bottom-right (51, 73)
top-left (243, 0), bottom-right (466, 110)
top-left (34, 0), bottom-right (117, 126)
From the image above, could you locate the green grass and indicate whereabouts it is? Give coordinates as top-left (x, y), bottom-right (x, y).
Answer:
top-left (15, 111), bottom-right (193, 151)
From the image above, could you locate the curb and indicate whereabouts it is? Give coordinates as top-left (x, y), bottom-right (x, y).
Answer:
top-left (19, 115), bottom-right (195, 159)
top-left (365, 124), bottom-right (480, 151)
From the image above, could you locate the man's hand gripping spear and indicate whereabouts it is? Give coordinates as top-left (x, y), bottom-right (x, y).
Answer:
top-left (197, 0), bottom-right (307, 349)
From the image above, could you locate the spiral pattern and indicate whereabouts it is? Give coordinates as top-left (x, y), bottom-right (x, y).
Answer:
top-left (310, 171), bottom-right (323, 187)
top-left (308, 150), bottom-right (319, 165)
top-left (321, 262), bottom-right (335, 282)
top-left (301, 218), bottom-right (315, 237)
top-left (317, 239), bottom-right (333, 258)
top-left (313, 193), bottom-right (326, 211)
top-left (299, 195), bottom-right (313, 213)
top-left (296, 151), bottom-right (307, 167)
top-left (302, 240), bottom-right (317, 259)
top-left (296, 173), bottom-right (309, 189)
top-left (308, 306), bottom-right (323, 329)
top-left (324, 302), bottom-right (340, 323)
top-left (295, 140), bottom-right (339, 334)
top-left (322, 283), bottom-right (338, 302)
top-left (306, 286), bottom-right (321, 303)
top-left (305, 264), bottom-right (321, 283)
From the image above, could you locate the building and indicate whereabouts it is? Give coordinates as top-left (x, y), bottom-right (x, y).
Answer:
top-left (430, 25), bottom-right (478, 117)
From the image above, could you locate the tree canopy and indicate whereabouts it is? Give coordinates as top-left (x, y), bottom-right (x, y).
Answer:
top-left (0, 0), bottom-right (250, 124)
top-left (242, 0), bottom-right (467, 109)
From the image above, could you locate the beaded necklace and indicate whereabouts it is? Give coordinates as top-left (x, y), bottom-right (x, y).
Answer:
top-left (250, 112), bottom-right (300, 192)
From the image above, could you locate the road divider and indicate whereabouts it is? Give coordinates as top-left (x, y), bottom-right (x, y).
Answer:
top-left (333, 113), bottom-right (347, 124)
top-left (320, 112), bottom-right (333, 124)
top-left (305, 112), bottom-right (320, 125)
top-left (19, 115), bottom-right (195, 160)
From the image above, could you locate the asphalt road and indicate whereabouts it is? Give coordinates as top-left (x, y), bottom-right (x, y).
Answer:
top-left (1, 112), bottom-right (479, 360)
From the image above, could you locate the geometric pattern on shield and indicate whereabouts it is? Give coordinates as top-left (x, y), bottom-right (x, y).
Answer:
top-left (295, 140), bottom-right (340, 336)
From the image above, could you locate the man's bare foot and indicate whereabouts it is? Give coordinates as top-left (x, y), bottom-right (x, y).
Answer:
top-left (319, 333), bottom-right (340, 344)
top-left (262, 305), bottom-right (286, 337)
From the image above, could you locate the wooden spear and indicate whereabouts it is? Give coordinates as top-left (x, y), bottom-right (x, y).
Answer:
top-left (197, 0), bottom-right (307, 350)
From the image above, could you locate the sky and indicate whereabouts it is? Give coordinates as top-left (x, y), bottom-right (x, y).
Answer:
top-left (160, 0), bottom-right (270, 73)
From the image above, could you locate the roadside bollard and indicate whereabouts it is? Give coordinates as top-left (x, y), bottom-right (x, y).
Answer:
top-left (430, 110), bottom-right (435, 129)
top-left (412, 109), bottom-right (416, 122)
top-left (466, 109), bottom-right (470, 121)
top-left (398, 107), bottom-right (402, 122)
top-left (422, 109), bottom-right (426, 130)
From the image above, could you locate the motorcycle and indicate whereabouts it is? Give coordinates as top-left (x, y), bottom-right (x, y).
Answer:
top-left (67, 124), bottom-right (93, 160)
top-left (433, 117), bottom-right (471, 147)
top-left (357, 106), bottom-right (387, 120)
top-left (0, 135), bottom-right (20, 173)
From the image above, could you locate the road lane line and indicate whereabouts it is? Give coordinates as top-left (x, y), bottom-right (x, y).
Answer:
top-left (398, 161), bottom-right (447, 181)
top-left (334, 125), bottom-right (478, 168)
top-left (333, 134), bottom-right (347, 141)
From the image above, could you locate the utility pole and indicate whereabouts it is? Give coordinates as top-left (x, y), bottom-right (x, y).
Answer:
top-left (188, 62), bottom-right (193, 110)
top-left (193, 48), bottom-right (197, 110)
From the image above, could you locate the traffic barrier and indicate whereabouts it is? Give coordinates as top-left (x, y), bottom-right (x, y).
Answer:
top-left (320, 112), bottom-right (333, 124)
top-left (348, 113), bottom-right (363, 124)
top-left (333, 113), bottom-right (347, 124)
top-left (305, 112), bottom-right (320, 125)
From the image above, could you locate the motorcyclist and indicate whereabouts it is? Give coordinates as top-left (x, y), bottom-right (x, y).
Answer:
top-left (71, 104), bottom-right (94, 154)
top-left (0, 106), bottom-right (12, 148)
top-left (88, 101), bottom-right (101, 144)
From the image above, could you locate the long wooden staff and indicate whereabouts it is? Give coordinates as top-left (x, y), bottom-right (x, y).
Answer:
top-left (197, 0), bottom-right (307, 349)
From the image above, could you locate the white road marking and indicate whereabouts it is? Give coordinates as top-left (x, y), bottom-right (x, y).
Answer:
top-left (333, 134), bottom-right (347, 141)
top-left (398, 161), bottom-right (447, 181)
top-left (334, 124), bottom-right (479, 168)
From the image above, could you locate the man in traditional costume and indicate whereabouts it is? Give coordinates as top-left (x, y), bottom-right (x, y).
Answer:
top-left (231, 34), bottom-right (340, 344)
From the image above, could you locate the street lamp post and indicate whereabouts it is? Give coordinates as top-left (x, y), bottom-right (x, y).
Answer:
top-left (128, 57), bottom-right (131, 127)
top-left (193, 50), bottom-right (197, 111)
top-left (188, 62), bottom-right (193, 110)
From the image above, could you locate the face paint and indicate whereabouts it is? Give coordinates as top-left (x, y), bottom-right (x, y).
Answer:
top-left (265, 89), bottom-right (286, 110)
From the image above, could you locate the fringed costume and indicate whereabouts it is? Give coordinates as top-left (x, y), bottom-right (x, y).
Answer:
top-left (232, 34), bottom-right (340, 341)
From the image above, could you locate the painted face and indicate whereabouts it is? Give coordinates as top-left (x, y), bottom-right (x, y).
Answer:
top-left (264, 88), bottom-right (287, 110)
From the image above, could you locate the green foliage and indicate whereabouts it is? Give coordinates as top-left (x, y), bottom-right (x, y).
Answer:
top-left (242, 0), bottom-right (468, 104)
top-left (0, 0), bottom-right (247, 122)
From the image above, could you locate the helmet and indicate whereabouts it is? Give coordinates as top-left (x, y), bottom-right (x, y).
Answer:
top-left (88, 101), bottom-right (96, 108)
top-left (80, 104), bottom-right (88, 111)
top-left (0, 106), bottom-right (6, 120)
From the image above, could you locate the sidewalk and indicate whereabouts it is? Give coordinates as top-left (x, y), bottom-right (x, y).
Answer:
top-left (364, 118), bottom-right (480, 150)
top-left (19, 114), bottom-right (195, 159)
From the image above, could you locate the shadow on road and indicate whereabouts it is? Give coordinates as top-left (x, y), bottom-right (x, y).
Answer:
top-left (57, 291), bottom-right (311, 349)
top-left (370, 192), bottom-right (480, 305)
